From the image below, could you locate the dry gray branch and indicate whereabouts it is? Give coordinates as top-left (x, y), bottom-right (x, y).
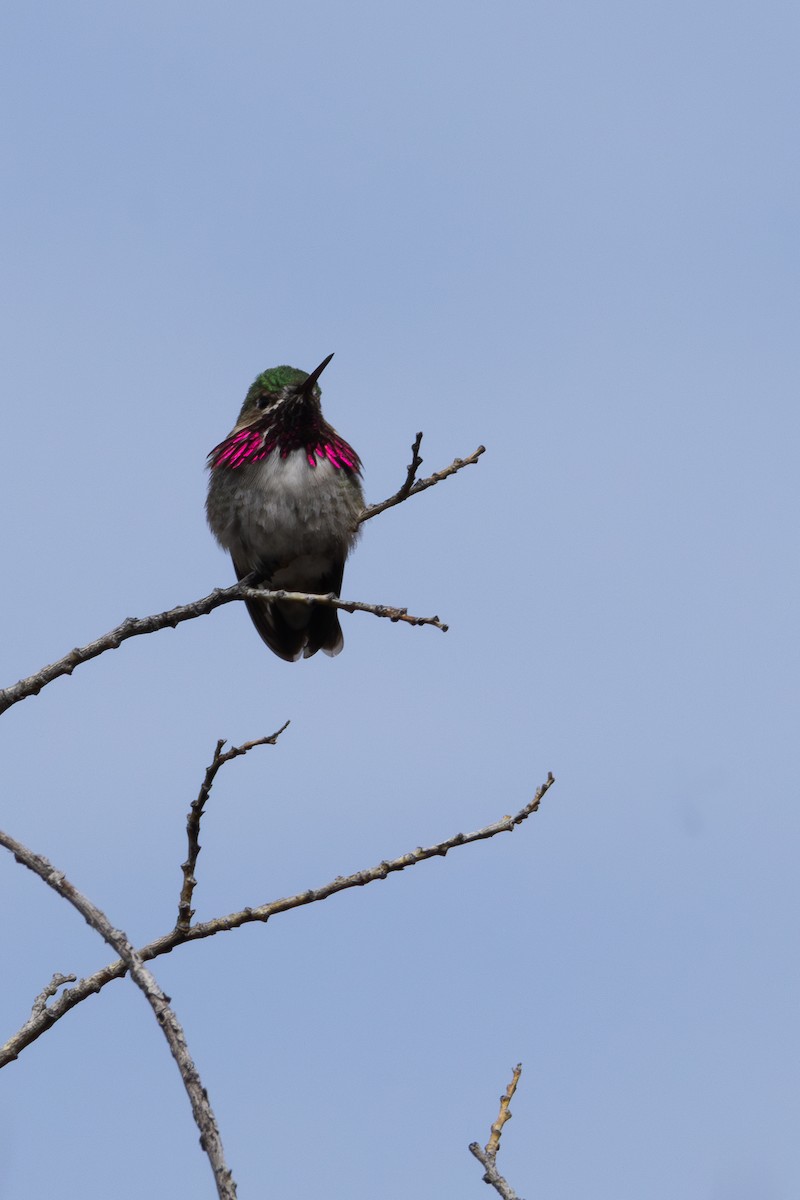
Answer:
top-left (0, 586), bottom-right (444, 716)
top-left (240, 587), bottom-right (448, 632)
top-left (22, 972), bottom-right (77, 1028)
top-left (2, 774), bottom-right (554, 1069)
top-left (469, 1064), bottom-right (524, 1200)
top-left (0, 829), bottom-right (237, 1200)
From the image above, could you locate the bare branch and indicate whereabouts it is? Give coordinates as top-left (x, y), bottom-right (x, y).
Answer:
top-left (0, 584), bottom-right (445, 717)
top-left (0, 435), bottom-right (477, 717)
top-left (487, 1063), bottom-right (522, 1155)
top-left (357, 431), bottom-right (424, 519)
top-left (395, 431), bottom-right (425, 502)
top-left (359, 440), bottom-right (485, 524)
top-left (19, 972), bottom-right (77, 1033)
top-left (177, 723), bottom-right (291, 932)
top-left (469, 1144), bottom-right (522, 1200)
top-left (469, 1064), bottom-right (524, 1200)
top-left (0, 580), bottom-right (243, 716)
top-left (33, 972), bottom-right (78, 1009)
top-left (240, 588), bottom-right (449, 633)
top-left (0, 829), bottom-right (237, 1200)
top-left (2, 774), bottom-right (555, 1068)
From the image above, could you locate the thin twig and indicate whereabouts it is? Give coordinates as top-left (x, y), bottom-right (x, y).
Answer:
top-left (487, 1063), bottom-right (522, 1154)
top-left (0, 436), bottom-right (479, 717)
top-left (177, 723), bottom-right (290, 932)
top-left (358, 431), bottom-right (424, 518)
top-left (469, 1064), bottom-right (524, 1200)
top-left (359, 440), bottom-right (485, 523)
top-left (26, 972), bottom-right (77, 1023)
top-left (0, 829), bottom-right (237, 1200)
top-left (2, 774), bottom-right (555, 1068)
top-left (240, 588), bottom-right (448, 632)
top-left (396, 431), bottom-right (425, 501)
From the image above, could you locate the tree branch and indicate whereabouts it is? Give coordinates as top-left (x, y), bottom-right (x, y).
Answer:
top-left (0, 586), bottom-right (445, 717)
top-left (177, 724), bottom-right (290, 932)
top-left (0, 581), bottom-right (238, 715)
top-left (240, 588), bottom-right (449, 633)
top-left (2, 774), bottom-right (554, 1069)
top-left (0, 437), bottom-right (481, 717)
top-left (359, 431), bottom-right (423, 517)
top-left (11, 972), bottom-right (78, 1046)
top-left (0, 829), bottom-right (237, 1200)
top-left (359, 438), bottom-right (485, 523)
top-left (469, 1064), bottom-right (524, 1200)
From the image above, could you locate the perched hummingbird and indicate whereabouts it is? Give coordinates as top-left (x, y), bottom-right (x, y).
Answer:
top-left (206, 354), bottom-right (364, 661)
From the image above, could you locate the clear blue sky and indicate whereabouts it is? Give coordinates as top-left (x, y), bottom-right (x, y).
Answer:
top-left (1, 3), bottom-right (798, 1197)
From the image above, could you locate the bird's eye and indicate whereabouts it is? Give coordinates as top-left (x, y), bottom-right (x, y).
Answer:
top-left (256, 395), bottom-right (270, 410)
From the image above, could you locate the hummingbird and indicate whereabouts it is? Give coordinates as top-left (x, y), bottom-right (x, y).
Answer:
top-left (206, 353), bottom-right (364, 661)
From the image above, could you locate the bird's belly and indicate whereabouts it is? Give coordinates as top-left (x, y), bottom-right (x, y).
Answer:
top-left (208, 450), bottom-right (363, 572)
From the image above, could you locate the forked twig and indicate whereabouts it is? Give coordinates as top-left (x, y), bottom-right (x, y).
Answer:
top-left (177, 723), bottom-right (290, 931)
top-left (360, 436), bottom-right (485, 523)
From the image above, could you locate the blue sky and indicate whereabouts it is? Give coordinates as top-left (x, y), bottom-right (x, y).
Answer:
top-left (1, 3), bottom-right (798, 1197)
